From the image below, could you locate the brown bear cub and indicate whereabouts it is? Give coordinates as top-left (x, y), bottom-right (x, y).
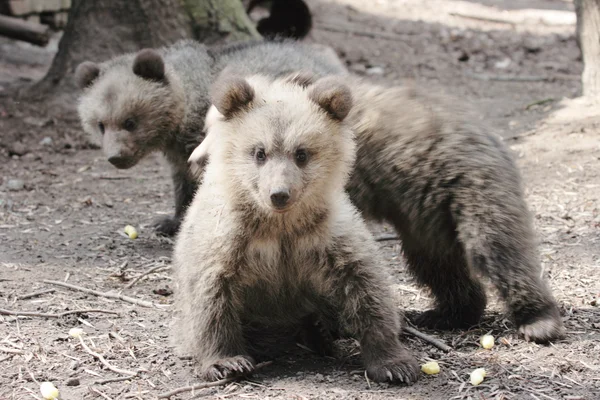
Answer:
top-left (172, 75), bottom-right (420, 384)
top-left (339, 76), bottom-right (564, 343)
top-left (193, 72), bottom-right (565, 345)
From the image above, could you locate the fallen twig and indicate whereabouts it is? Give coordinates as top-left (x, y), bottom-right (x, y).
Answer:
top-left (0, 346), bottom-right (25, 354)
top-left (467, 72), bottom-right (579, 83)
top-left (504, 129), bottom-right (538, 141)
top-left (449, 11), bottom-right (517, 25)
top-left (404, 326), bottom-right (452, 352)
top-left (525, 98), bottom-right (555, 110)
top-left (88, 386), bottom-right (114, 400)
top-left (364, 370), bottom-right (372, 390)
top-left (78, 335), bottom-right (137, 377)
top-left (98, 176), bottom-right (131, 180)
top-left (94, 375), bottom-right (136, 385)
top-left (17, 288), bottom-right (56, 300)
top-left (157, 361), bottom-right (273, 399)
top-left (0, 308), bottom-right (119, 318)
top-left (124, 265), bottom-right (171, 289)
top-left (374, 234), bottom-right (400, 242)
top-left (318, 22), bottom-right (406, 41)
top-left (42, 280), bottom-right (162, 308)
top-left (467, 73), bottom-right (547, 82)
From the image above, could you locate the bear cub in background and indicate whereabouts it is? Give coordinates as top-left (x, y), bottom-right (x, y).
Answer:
top-left (173, 74), bottom-right (419, 384)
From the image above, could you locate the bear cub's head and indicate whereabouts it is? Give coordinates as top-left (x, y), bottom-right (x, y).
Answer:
top-left (194, 72), bottom-right (354, 216)
top-left (75, 49), bottom-right (185, 169)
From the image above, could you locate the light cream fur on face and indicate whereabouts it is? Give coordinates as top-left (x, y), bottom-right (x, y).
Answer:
top-left (191, 75), bottom-right (355, 215)
top-left (78, 65), bottom-right (185, 166)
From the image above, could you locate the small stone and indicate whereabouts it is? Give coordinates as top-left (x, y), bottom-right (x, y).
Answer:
top-left (494, 58), bottom-right (512, 69)
top-left (39, 137), bottom-right (53, 146)
top-left (24, 116), bottom-right (52, 127)
top-left (69, 360), bottom-right (80, 370)
top-left (523, 37), bottom-right (542, 53)
top-left (65, 377), bottom-right (80, 386)
top-left (9, 142), bottom-right (28, 156)
top-left (315, 373), bottom-right (325, 381)
top-left (457, 50), bottom-right (469, 62)
top-left (349, 63), bottom-right (367, 74)
top-left (366, 66), bottom-right (385, 76)
top-left (7, 179), bottom-right (25, 191)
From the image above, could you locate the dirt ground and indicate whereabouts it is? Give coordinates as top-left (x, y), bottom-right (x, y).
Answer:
top-left (1, 0), bottom-right (599, 399)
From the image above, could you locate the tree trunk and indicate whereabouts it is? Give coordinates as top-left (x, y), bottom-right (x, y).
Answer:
top-left (31, 0), bottom-right (258, 98)
top-left (183, 0), bottom-right (260, 44)
top-left (32, 0), bottom-right (192, 96)
top-left (575, 0), bottom-right (600, 97)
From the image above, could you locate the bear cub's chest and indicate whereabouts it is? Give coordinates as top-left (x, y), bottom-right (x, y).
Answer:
top-left (238, 237), bottom-right (330, 322)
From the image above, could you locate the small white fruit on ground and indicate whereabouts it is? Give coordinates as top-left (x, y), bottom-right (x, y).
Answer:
top-left (470, 367), bottom-right (487, 386)
top-left (124, 225), bottom-right (138, 239)
top-left (68, 327), bottom-right (84, 338)
top-left (40, 381), bottom-right (59, 399)
top-left (480, 334), bottom-right (495, 349)
top-left (421, 361), bottom-right (441, 375)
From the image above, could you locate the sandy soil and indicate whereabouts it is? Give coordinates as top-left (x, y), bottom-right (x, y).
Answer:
top-left (1, 0), bottom-right (599, 399)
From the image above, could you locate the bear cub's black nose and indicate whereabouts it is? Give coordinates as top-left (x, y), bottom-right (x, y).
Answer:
top-left (270, 190), bottom-right (290, 209)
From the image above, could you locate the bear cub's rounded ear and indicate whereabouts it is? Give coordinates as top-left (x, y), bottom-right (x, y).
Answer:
top-left (133, 49), bottom-right (165, 82)
top-left (309, 77), bottom-right (353, 121)
top-left (284, 70), bottom-right (317, 88)
top-left (74, 61), bottom-right (100, 89)
top-left (210, 77), bottom-right (255, 119)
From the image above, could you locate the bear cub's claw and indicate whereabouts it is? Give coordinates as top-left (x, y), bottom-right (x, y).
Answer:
top-left (517, 305), bottom-right (565, 344)
top-left (202, 356), bottom-right (256, 381)
top-left (152, 216), bottom-right (181, 237)
top-left (366, 351), bottom-right (420, 384)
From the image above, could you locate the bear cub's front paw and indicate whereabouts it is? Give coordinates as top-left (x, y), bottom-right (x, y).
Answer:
top-left (202, 356), bottom-right (256, 381)
top-left (365, 350), bottom-right (420, 384)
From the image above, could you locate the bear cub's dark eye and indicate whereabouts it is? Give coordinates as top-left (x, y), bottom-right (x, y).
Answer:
top-left (98, 122), bottom-right (105, 134)
top-left (123, 118), bottom-right (137, 132)
top-left (295, 149), bottom-right (308, 166)
top-left (255, 148), bottom-right (267, 163)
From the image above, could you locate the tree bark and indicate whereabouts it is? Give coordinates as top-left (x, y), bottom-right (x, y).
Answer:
top-left (30, 0), bottom-right (259, 99)
top-left (32, 0), bottom-right (193, 96)
top-left (182, 0), bottom-right (260, 43)
top-left (575, 0), bottom-right (600, 97)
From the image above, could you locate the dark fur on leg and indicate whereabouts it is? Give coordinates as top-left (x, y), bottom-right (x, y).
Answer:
top-left (329, 255), bottom-right (420, 384)
top-left (187, 272), bottom-right (254, 381)
top-left (457, 208), bottom-right (565, 342)
top-left (403, 244), bottom-right (487, 330)
top-left (154, 168), bottom-right (198, 237)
